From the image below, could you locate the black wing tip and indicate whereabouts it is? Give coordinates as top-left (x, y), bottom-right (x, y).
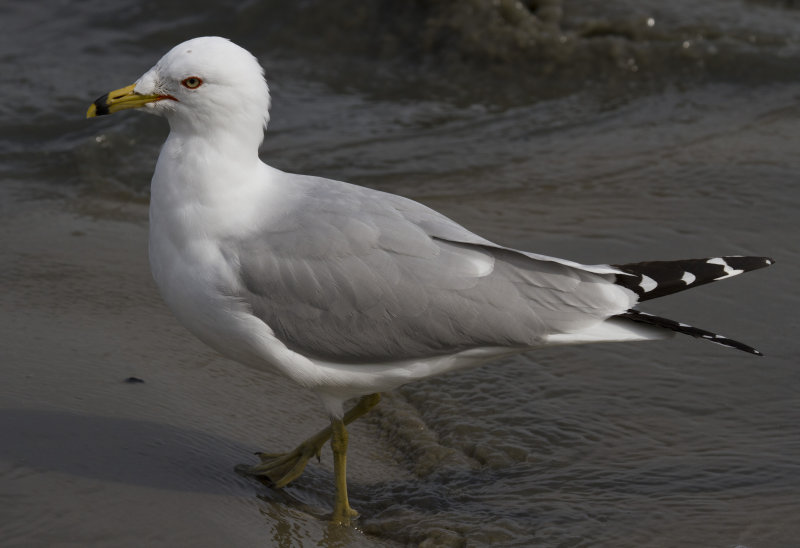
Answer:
top-left (613, 255), bottom-right (775, 302)
top-left (726, 255), bottom-right (775, 270)
top-left (703, 334), bottom-right (765, 356)
top-left (617, 310), bottom-right (765, 356)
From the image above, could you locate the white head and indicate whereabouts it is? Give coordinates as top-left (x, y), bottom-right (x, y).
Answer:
top-left (88, 37), bottom-right (271, 148)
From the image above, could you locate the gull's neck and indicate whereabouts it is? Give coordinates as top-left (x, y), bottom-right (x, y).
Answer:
top-left (166, 114), bottom-right (264, 164)
top-left (149, 121), bottom-right (272, 232)
top-left (158, 120), bottom-right (264, 190)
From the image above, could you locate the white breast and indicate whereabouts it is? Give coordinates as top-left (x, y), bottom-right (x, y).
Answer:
top-left (146, 136), bottom-right (285, 368)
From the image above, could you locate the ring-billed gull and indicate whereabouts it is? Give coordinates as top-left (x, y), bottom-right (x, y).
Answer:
top-left (87, 36), bottom-right (773, 525)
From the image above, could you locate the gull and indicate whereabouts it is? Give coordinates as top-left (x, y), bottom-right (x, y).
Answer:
top-left (87, 36), bottom-right (773, 525)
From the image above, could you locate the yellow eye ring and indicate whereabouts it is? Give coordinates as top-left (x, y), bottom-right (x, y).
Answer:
top-left (181, 77), bottom-right (203, 89)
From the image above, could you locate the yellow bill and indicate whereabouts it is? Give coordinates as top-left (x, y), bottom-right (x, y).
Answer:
top-left (86, 83), bottom-right (166, 118)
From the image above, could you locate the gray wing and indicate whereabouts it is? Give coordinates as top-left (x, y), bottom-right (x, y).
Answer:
top-left (225, 175), bottom-right (632, 363)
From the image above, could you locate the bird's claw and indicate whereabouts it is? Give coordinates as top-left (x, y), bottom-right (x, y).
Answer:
top-left (239, 440), bottom-right (327, 488)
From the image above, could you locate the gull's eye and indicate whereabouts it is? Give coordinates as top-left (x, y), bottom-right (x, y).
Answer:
top-left (181, 77), bottom-right (203, 89)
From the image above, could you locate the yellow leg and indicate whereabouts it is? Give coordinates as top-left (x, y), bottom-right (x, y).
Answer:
top-left (330, 417), bottom-right (358, 525)
top-left (237, 393), bottom-right (381, 491)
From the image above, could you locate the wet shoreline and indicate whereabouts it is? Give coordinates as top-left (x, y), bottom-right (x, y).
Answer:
top-left (2, 1), bottom-right (799, 545)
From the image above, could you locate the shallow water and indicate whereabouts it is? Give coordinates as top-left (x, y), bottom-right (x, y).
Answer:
top-left (2, 1), bottom-right (799, 547)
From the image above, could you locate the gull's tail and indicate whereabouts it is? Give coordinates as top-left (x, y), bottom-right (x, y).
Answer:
top-left (611, 256), bottom-right (774, 355)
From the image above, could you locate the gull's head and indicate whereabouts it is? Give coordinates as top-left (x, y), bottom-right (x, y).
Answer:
top-left (87, 37), bottom-right (270, 144)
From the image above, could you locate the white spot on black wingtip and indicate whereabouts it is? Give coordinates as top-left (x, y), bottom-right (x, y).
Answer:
top-left (765, 258), bottom-right (774, 265)
top-left (639, 274), bottom-right (658, 292)
top-left (681, 271), bottom-right (696, 285)
top-left (708, 257), bottom-right (743, 279)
